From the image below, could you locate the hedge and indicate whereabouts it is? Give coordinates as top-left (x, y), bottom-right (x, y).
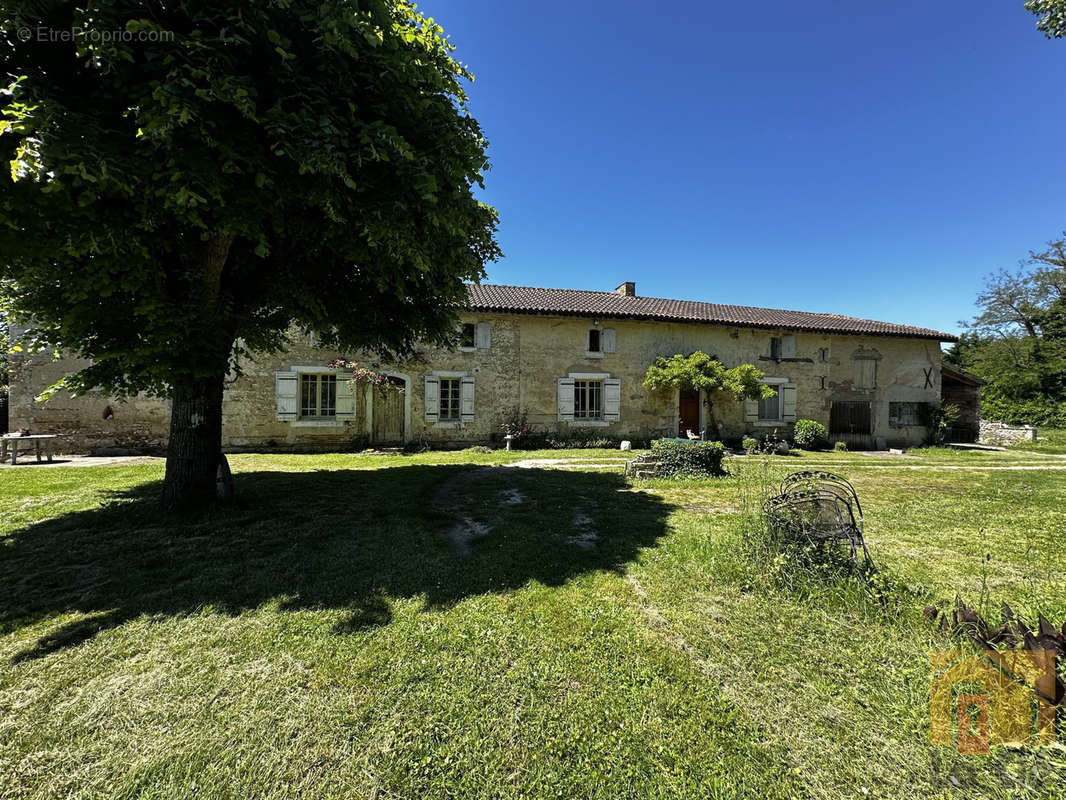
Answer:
top-left (650, 439), bottom-right (727, 477)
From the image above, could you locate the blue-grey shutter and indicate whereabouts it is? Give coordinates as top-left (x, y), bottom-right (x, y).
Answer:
top-left (276, 371), bottom-right (298, 420)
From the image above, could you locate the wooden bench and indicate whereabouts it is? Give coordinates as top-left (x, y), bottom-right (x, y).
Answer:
top-left (1, 434), bottom-right (60, 465)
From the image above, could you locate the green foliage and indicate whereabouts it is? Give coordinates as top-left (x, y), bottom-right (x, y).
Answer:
top-left (742, 436), bottom-right (759, 454)
top-left (498, 405), bottom-right (531, 438)
top-left (0, 0), bottom-right (500, 398)
top-left (791, 419), bottom-right (828, 450)
top-left (951, 234), bottom-right (1066, 427)
top-left (643, 352), bottom-right (773, 401)
top-left (981, 391), bottom-right (1066, 429)
top-left (650, 439), bottom-right (726, 477)
top-left (919, 403), bottom-right (960, 446)
top-left (1026, 0), bottom-right (1066, 37)
top-left (833, 441), bottom-right (848, 452)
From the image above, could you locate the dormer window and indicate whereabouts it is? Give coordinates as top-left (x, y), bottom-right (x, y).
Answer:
top-left (588, 329), bottom-right (601, 353)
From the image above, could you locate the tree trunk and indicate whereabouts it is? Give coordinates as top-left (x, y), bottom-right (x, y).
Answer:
top-left (161, 371), bottom-right (231, 511)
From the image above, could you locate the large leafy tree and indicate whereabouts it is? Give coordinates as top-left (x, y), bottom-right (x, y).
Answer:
top-left (0, 1), bottom-right (500, 507)
top-left (950, 234), bottom-right (1066, 424)
top-left (1026, 0), bottom-right (1066, 38)
top-left (642, 351), bottom-right (773, 437)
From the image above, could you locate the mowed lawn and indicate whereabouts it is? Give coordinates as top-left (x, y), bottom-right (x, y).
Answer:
top-left (1, 448), bottom-right (1065, 799)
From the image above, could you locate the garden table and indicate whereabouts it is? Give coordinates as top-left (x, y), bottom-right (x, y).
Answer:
top-left (1, 434), bottom-right (59, 465)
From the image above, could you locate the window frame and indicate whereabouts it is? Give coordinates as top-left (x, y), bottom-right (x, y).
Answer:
top-left (438, 376), bottom-right (461, 421)
top-left (889, 401), bottom-right (924, 428)
top-left (757, 384), bottom-right (782, 423)
top-left (299, 373), bottom-right (337, 419)
top-left (770, 337), bottom-right (781, 361)
top-left (573, 378), bottom-right (604, 420)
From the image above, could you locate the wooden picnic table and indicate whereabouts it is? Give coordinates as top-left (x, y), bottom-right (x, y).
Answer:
top-left (1, 434), bottom-right (60, 465)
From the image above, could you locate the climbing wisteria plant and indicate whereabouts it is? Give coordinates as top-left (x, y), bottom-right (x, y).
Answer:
top-left (327, 360), bottom-right (403, 391)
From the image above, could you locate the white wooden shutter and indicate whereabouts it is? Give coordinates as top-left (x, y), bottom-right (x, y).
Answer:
top-left (603, 378), bottom-right (621, 421)
top-left (460, 376), bottom-right (475, 421)
top-left (275, 371), bottom-right (298, 420)
top-left (781, 335), bottom-right (796, 359)
top-left (781, 384), bottom-right (797, 421)
top-left (475, 323), bottom-right (491, 350)
top-left (744, 396), bottom-right (759, 423)
top-left (557, 378), bottom-right (575, 421)
top-left (424, 375), bottom-right (439, 422)
top-left (601, 328), bottom-right (616, 353)
top-left (335, 375), bottom-right (356, 419)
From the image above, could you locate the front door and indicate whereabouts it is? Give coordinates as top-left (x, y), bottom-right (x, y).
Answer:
top-left (679, 389), bottom-right (700, 437)
top-left (372, 378), bottom-right (406, 443)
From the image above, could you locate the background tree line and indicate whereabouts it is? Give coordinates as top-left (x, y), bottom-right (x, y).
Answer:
top-left (946, 234), bottom-right (1066, 427)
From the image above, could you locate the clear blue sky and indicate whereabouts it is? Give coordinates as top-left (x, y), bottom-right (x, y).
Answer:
top-left (430, 0), bottom-right (1065, 336)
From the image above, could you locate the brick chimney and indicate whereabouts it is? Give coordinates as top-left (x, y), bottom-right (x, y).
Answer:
top-left (615, 281), bottom-right (636, 297)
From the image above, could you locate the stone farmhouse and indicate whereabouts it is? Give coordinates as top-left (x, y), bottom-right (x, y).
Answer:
top-left (8, 281), bottom-right (960, 452)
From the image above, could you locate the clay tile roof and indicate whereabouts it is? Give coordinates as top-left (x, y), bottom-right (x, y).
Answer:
top-left (467, 284), bottom-right (957, 342)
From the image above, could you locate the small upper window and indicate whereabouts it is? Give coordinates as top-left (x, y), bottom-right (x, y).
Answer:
top-left (588, 329), bottom-right (601, 353)
top-left (460, 323), bottom-right (476, 349)
top-left (770, 337), bottom-right (781, 360)
top-left (300, 373), bottom-right (336, 418)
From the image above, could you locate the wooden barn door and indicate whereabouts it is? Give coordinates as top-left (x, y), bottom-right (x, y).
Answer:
top-left (373, 379), bottom-right (406, 444)
top-left (830, 401), bottom-right (872, 450)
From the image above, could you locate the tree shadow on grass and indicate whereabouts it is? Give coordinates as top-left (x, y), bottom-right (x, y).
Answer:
top-left (0, 465), bottom-right (672, 662)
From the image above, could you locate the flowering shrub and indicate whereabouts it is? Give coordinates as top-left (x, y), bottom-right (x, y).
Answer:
top-left (499, 405), bottom-right (531, 438)
top-left (327, 359), bottom-right (401, 390)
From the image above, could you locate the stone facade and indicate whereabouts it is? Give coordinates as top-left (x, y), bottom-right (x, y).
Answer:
top-left (978, 420), bottom-right (1037, 446)
top-left (9, 311), bottom-right (946, 452)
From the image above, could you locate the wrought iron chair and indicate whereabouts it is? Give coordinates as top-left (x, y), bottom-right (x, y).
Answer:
top-left (764, 471), bottom-right (874, 571)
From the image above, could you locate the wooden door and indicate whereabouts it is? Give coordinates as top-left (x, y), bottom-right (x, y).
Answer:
top-left (679, 389), bottom-right (700, 437)
top-left (373, 379), bottom-right (405, 443)
top-left (829, 401), bottom-right (872, 449)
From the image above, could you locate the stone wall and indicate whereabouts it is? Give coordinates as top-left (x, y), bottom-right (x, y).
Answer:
top-left (978, 420), bottom-right (1037, 446)
top-left (9, 313), bottom-right (944, 452)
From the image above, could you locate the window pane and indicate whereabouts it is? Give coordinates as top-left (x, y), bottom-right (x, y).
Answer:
top-left (461, 324), bottom-right (475, 348)
top-left (758, 388), bottom-right (780, 421)
top-left (573, 380), bottom-right (602, 419)
top-left (300, 374), bottom-right (317, 417)
top-left (588, 329), bottom-right (600, 352)
top-left (321, 374), bottom-right (336, 416)
top-left (439, 378), bottom-right (460, 420)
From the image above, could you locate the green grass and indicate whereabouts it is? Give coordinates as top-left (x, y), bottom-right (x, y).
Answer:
top-left (1, 450), bottom-right (1064, 799)
top-left (1011, 428), bottom-right (1066, 455)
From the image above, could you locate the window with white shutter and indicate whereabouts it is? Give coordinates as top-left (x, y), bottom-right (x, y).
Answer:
top-left (603, 378), bottom-right (620, 420)
top-left (781, 384), bottom-right (797, 421)
top-left (424, 375), bottom-right (439, 422)
top-left (475, 323), bottom-right (491, 350)
top-left (275, 371), bottom-right (298, 420)
top-left (781, 335), bottom-right (796, 359)
top-left (854, 358), bottom-right (877, 389)
top-left (460, 376), bottom-right (475, 421)
top-left (335, 375), bottom-right (356, 420)
top-left (557, 378), bottom-right (575, 421)
top-left (601, 329), bottom-right (616, 353)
